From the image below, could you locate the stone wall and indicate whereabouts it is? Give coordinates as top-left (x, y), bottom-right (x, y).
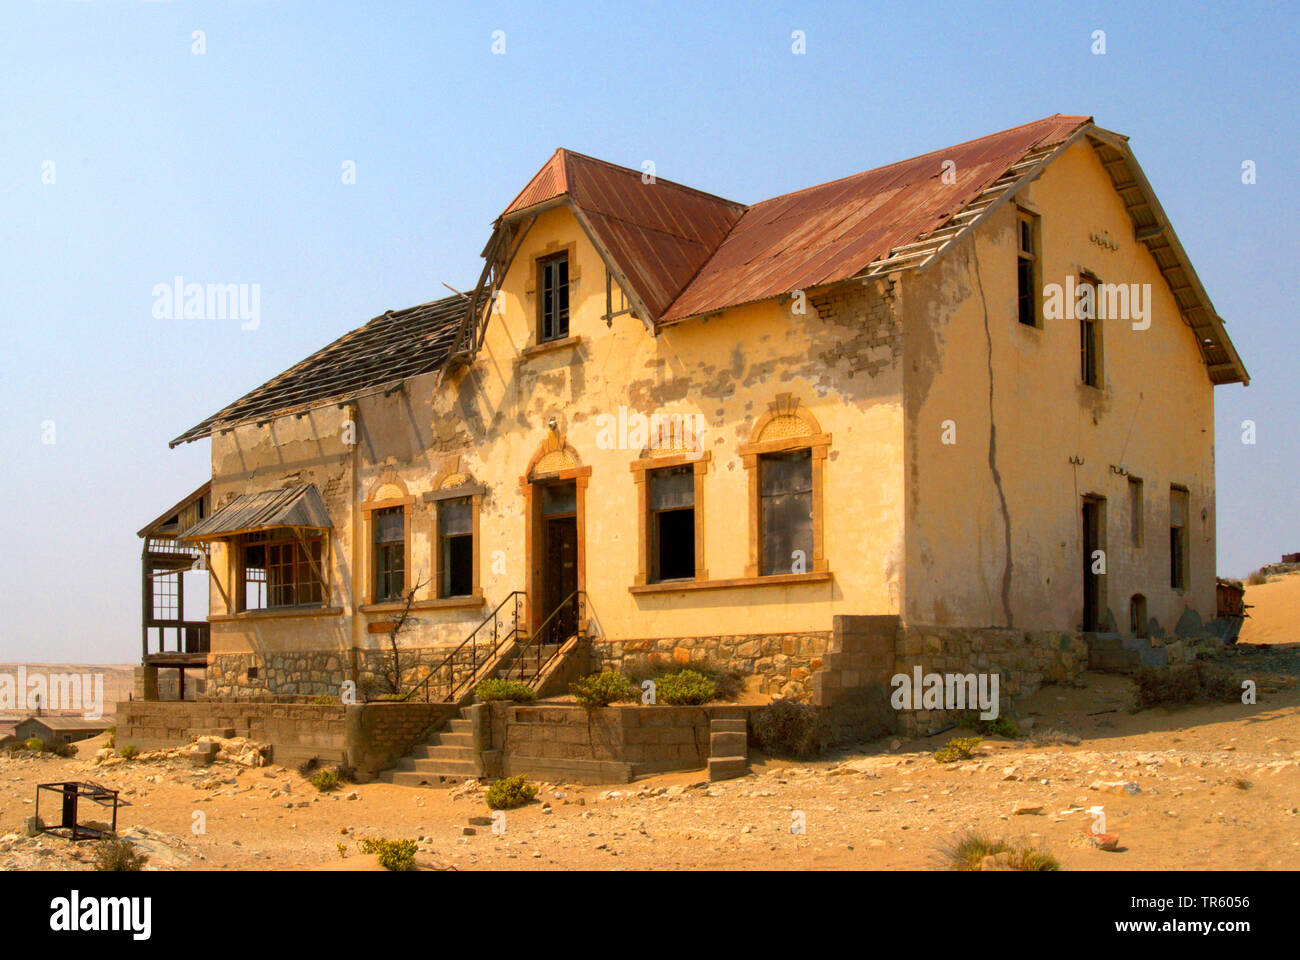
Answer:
top-left (811, 615), bottom-right (899, 743)
top-left (115, 699), bottom-right (450, 781)
top-left (892, 625), bottom-right (1089, 735)
top-left (207, 646), bottom-right (485, 700)
top-left (481, 702), bottom-right (756, 784)
top-left (590, 632), bottom-right (830, 701)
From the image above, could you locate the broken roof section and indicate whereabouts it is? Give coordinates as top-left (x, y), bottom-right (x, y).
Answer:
top-left (170, 295), bottom-right (465, 447)
top-left (183, 483), bottom-right (331, 541)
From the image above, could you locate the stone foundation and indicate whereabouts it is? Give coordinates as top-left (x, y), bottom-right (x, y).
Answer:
top-left (891, 625), bottom-right (1089, 735)
top-left (590, 632), bottom-right (830, 701)
top-left (206, 646), bottom-right (486, 700)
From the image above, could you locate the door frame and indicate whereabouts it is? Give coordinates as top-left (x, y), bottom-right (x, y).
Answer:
top-left (1081, 494), bottom-right (1107, 632)
top-left (522, 466), bottom-right (589, 636)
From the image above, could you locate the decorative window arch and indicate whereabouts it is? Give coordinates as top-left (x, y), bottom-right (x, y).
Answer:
top-left (423, 456), bottom-right (486, 600)
top-left (737, 394), bottom-right (830, 578)
top-left (361, 469), bottom-right (414, 604)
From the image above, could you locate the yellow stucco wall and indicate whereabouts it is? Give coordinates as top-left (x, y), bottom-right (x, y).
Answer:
top-left (901, 139), bottom-right (1218, 633)
top-left (207, 203), bottom-right (908, 660)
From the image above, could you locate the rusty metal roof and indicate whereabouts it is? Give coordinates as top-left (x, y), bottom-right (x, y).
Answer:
top-left (182, 483), bottom-right (331, 540)
top-left (503, 149), bottom-right (746, 319)
top-left (171, 294), bottom-right (466, 446)
top-left (662, 114), bottom-right (1090, 321)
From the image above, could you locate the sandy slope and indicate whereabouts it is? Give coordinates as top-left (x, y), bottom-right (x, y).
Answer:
top-left (1240, 573), bottom-right (1300, 646)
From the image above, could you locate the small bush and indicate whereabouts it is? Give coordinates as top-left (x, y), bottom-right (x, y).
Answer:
top-left (942, 830), bottom-right (1060, 871)
top-left (118, 745), bottom-right (138, 760)
top-left (485, 775), bottom-right (538, 810)
top-left (357, 836), bottom-right (417, 871)
top-left (24, 738), bottom-right (45, 753)
top-left (622, 655), bottom-right (745, 702)
top-left (1029, 727), bottom-right (1081, 747)
top-left (654, 669), bottom-right (716, 705)
top-left (476, 678), bottom-right (537, 703)
top-left (968, 714), bottom-right (1019, 739)
top-left (52, 742), bottom-right (76, 758)
top-left (1246, 569), bottom-right (1267, 586)
top-left (310, 768), bottom-right (340, 792)
top-left (1133, 663), bottom-right (1238, 708)
top-left (93, 834), bottom-right (149, 872)
top-left (752, 699), bottom-right (829, 759)
top-left (106, 726), bottom-right (116, 749)
top-left (1233, 778), bottom-right (1253, 791)
top-left (570, 671), bottom-right (634, 709)
top-left (934, 736), bottom-right (983, 763)
top-left (297, 757), bottom-right (319, 776)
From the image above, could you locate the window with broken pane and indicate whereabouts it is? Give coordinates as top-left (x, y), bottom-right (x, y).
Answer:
top-left (373, 507), bottom-right (405, 602)
top-left (759, 449), bottom-right (813, 576)
top-left (539, 253), bottom-right (570, 342)
top-left (439, 497), bottom-right (474, 598)
top-left (649, 465), bottom-right (694, 582)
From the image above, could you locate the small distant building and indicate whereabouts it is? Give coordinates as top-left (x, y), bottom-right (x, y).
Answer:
top-left (14, 716), bottom-right (110, 747)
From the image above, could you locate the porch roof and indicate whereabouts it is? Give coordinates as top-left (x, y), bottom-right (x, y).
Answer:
top-left (181, 483), bottom-right (331, 541)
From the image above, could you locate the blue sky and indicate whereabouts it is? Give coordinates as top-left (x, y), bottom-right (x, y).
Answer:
top-left (1, 0), bottom-right (1295, 661)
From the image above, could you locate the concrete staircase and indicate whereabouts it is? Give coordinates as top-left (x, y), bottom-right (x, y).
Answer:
top-left (377, 628), bottom-right (590, 787)
top-left (378, 706), bottom-right (483, 788)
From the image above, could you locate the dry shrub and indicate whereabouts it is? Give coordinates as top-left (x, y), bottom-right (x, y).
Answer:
top-left (751, 699), bottom-right (829, 759)
top-left (1133, 663), bottom-right (1238, 708)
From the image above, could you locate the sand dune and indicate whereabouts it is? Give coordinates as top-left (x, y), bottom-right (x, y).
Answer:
top-left (1240, 573), bottom-right (1300, 645)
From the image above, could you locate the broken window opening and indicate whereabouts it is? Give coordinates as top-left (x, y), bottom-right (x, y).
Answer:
top-left (539, 253), bottom-right (570, 342)
top-left (1017, 210), bottom-right (1041, 328)
top-left (1079, 272), bottom-right (1102, 387)
top-left (438, 497), bottom-right (474, 598)
top-left (649, 465), bottom-right (695, 582)
top-left (1170, 486), bottom-right (1189, 590)
top-left (759, 449), bottom-right (814, 577)
top-left (1128, 476), bottom-right (1144, 548)
top-left (373, 507), bottom-right (405, 602)
top-left (1130, 594), bottom-right (1148, 638)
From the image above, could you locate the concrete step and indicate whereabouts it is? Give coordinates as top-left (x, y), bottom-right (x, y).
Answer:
top-left (395, 756), bottom-right (481, 777)
top-left (377, 770), bottom-right (470, 789)
top-left (445, 719), bottom-right (473, 734)
top-left (434, 732), bottom-right (474, 748)
top-left (408, 743), bottom-right (476, 761)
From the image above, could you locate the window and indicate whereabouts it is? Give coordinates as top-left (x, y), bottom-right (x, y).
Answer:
top-left (237, 531), bottom-right (324, 611)
top-left (1079, 272), bottom-right (1102, 387)
top-left (649, 465), bottom-right (695, 582)
top-left (759, 449), bottom-right (814, 577)
top-left (1170, 486), bottom-right (1189, 590)
top-left (373, 506), bottom-right (406, 602)
top-left (1130, 594), bottom-right (1148, 638)
top-left (538, 253), bottom-right (570, 342)
top-left (1128, 476), bottom-right (1144, 548)
top-left (438, 497), bottom-right (474, 598)
top-left (1016, 210), bottom-right (1040, 327)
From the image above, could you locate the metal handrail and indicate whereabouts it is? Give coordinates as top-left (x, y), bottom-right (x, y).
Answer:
top-left (499, 590), bottom-right (587, 688)
top-left (401, 591), bottom-right (525, 704)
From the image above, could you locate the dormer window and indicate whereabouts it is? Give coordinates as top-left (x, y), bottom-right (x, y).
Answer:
top-left (539, 252), bottom-right (570, 342)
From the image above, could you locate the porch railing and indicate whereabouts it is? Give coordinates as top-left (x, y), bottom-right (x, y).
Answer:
top-left (496, 590), bottom-right (587, 688)
top-left (401, 591), bottom-right (525, 704)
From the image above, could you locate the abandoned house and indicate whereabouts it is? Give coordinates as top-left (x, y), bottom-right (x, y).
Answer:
top-left (137, 114), bottom-right (1247, 730)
